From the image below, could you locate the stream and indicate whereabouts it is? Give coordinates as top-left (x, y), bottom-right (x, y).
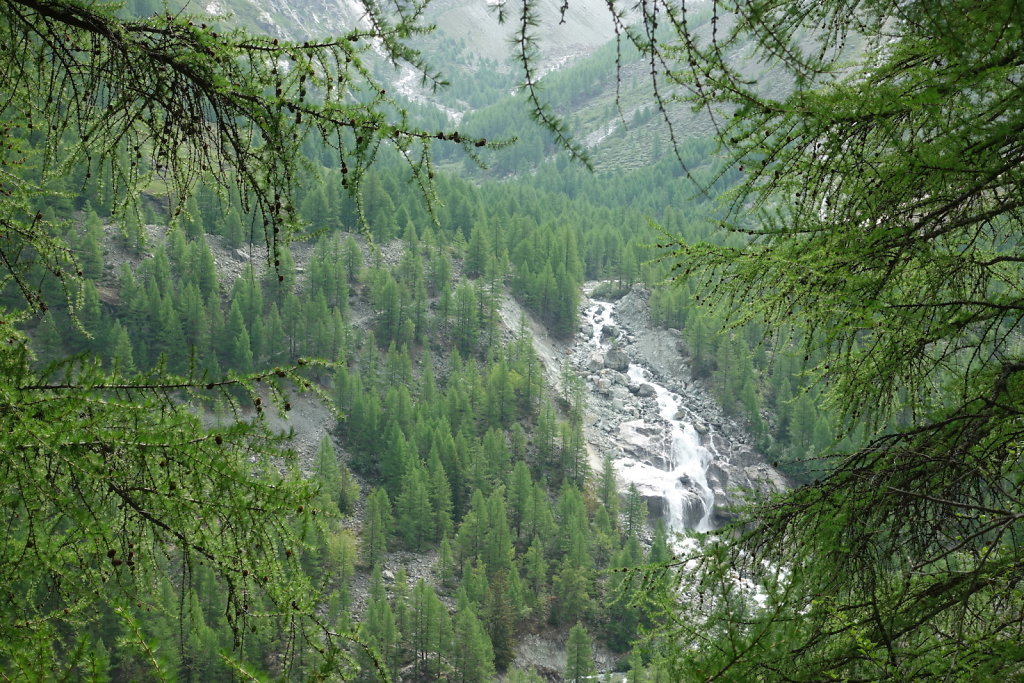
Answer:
top-left (584, 299), bottom-right (720, 534)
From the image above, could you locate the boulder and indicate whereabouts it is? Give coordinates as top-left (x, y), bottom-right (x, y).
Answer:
top-left (603, 348), bottom-right (630, 372)
top-left (635, 383), bottom-right (656, 397)
top-left (642, 494), bottom-right (667, 519)
top-left (706, 463), bottom-right (729, 490)
top-left (642, 453), bottom-right (671, 471)
top-left (611, 385), bottom-right (631, 401)
top-left (744, 464), bottom-right (789, 493)
top-left (681, 494), bottom-right (707, 529)
top-left (633, 424), bottom-right (658, 436)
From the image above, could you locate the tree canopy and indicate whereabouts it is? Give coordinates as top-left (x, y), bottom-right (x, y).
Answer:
top-left (4, 0), bottom-right (1023, 678)
top-left (0, 0), bottom-right (475, 676)
top-left (1, 0), bottom-right (477, 279)
top-left (614, 0), bottom-right (1024, 679)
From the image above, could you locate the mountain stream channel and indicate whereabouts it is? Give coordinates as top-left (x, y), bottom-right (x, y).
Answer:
top-left (567, 283), bottom-right (788, 539)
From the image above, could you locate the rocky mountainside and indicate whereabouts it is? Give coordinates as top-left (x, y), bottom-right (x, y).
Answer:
top-left (204, 0), bottom-right (703, 170)
top-left (502, 280), bottom-right (787, 534)
top-left (571, 284), bottom-right (787, 530)
top-left (208, 0), bottom-right (617, 78)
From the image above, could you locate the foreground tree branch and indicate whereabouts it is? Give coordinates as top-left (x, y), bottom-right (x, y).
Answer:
top-left (0, 0), bottom-right (479, 676)
top-left (583, 0), bottom-right (1024, 679)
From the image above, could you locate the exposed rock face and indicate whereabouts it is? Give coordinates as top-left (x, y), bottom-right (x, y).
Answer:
top-left (574, 282), bottom-right (789, 534)
top-left (505, 280), bottom-right (787, 537)
top-left (641, 492), bottom-right (667, 519)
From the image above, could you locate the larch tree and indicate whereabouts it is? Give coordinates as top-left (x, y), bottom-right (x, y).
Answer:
top-left (0, 0), bottom-right (481, 676)
top-left (541, 0), bottom-right (1024, 679)
top-left (564, 622), bottom-right (596, 683)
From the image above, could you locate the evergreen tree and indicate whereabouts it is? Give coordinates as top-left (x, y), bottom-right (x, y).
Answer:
top-left (485, 570), bottom-right (516, 672)
top-left (564, 623), bottom-right (596, 683)
top-left (623, 484), bottom-right (647, 540)
top-left (559, 419), bottom-right (588, 487)
top-left (118, 204), bottom-right (146, 252)
top-left (436, 535), bottom-right (457, 589)
top-left (391, 567), bottom-right (412, 653)
top-left (409, 579), bottom-right (451, 680)
top-left (221, 208), bottom-right (245, 248)
top-left (534, 400), bottom-right (558, 474)
top-left (222, 299), bottom-right (253, 373)
top-left (78, 207), bottom-right (106, 280)
top-left (597, 454), bottom-right (620, 530)
top-left (177, 282), bottom-right (210, 355)
top-left (153, 292), bottom-right (188, 372)
top-left (464, 222), bottom-right (491, 279)
top-left (508, 461), bottom-right (533, 542)
top-left (360, 569), bottom-right (402, 681)
top-left (191, 236), bottom-right (219, 298)
top-left (522, 538), bottom-right (547, 612)
top-left (426, 449), bottom-right (454, 542)
top-left (451, 590), bottom-right (496, 683)
top-left (647, 519), bottom-right (671, 565)
top-left (452, 281), bottom-right (479, 356)
top-left (481, 488), bottom-right (515, 577)
top-left (455, 488), bottom-right (487, 570)
top-left (550, 558), bottom-right (592, 626)
top-left (107, 320), bottom-right (135, 374)
top-left (395, 462), bottom-right (434, 551)
top-left (342, 236), bottom-right (363, 284)
top-left (605, 533), bottom-right (646, 651)
top-left (594, 0), bottom-right (1024, 677)
top-left (336, 462), bottom-right (361, 517)
top-left (312, 435), bottom-right (350, 515)
top-left (0, 0), bottom-right (484, 674)
top-left (362, 488), bottom-right (393, 568)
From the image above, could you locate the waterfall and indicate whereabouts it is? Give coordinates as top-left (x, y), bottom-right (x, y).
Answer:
top-left (584, 300), bottom-right (718, 534)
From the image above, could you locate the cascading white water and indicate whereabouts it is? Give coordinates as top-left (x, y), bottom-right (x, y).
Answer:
top-left (624, 364), bottom-right (716, 531)
top-left (587, 302), bottom-right (615, 348)
top-left (586, 300), bottom-right (717, 533)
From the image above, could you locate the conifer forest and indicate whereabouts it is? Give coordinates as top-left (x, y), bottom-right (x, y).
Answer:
top-left (1, 0), bottom-right (1022, 680)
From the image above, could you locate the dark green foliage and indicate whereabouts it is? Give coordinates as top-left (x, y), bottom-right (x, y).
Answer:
top-left (362, 488), bottom-right (393, 569)
top-left (485, 570), bottom-right (516, 671)
top-left (450, 590), bottom-right (496, 683)
top-left (408, 579), bottom-right (452, 680)
top-left (313, 435), bottom-right (360, 515)
top-left (360, 568), bottom-right (402, 681)
top-left (564, 623), bottom-right (596, 683)
top-left (396, 462), bottom-right (434, 551)
top-left (0, 0), bottom-right (694, 675)
top-left (604, 0), bottom-right (1024, 678)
